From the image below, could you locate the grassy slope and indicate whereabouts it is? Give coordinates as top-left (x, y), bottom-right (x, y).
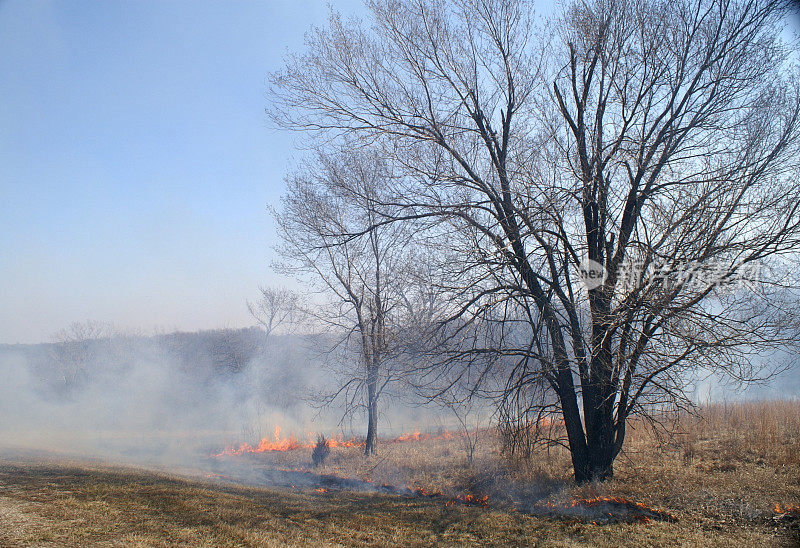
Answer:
top-left (0, 401), bottom-right (798, 546)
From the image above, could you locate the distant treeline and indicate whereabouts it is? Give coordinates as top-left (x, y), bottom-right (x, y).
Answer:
top-left (0, 327), bottom-right (317, 405)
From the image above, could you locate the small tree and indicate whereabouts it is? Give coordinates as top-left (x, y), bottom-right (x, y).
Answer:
top-left (247, 286), bottom-right (300, 338)
top-left (274, 150), bottom-right (413, 455)
top-left (312, 434), bottom-right (331, 466)
top-left (441, 396), bottom-right (490, 466)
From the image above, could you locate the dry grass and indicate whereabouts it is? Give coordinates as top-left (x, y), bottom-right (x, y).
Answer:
top-left (0, 400), bottom-right (798, 546)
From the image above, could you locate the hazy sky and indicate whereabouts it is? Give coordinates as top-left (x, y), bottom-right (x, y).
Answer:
top-left (1, 1), bottom-right (796, 345)
top-left (0, 0), bottom-right (363, 344)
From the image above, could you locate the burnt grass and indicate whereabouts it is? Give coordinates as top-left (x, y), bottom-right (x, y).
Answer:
top-left (0, 459), bottom-right (793, 547)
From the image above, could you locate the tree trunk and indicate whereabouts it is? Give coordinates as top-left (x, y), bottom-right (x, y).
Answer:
top-left (560, 395), bottom-right (591, 483)
top-left (587, 427), bottom-right (615, 482)
top-left (364, 365), bottom-right (378, 456)
top-left (564, 419), bottom-right (616, 483)
top-left (561, 383), bottom-right (618, 483)
top-left (582, 397), bottom-right (617, 480)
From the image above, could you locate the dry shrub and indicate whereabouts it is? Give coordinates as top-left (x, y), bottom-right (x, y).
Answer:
top-left (311, 435), bottom-right (331, 467)
top-left (498, 414), bottom-right (566, 463)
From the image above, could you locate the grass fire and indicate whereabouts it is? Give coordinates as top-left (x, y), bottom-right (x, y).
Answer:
top-left (212, 426), bottom-right (459, 457)
top-left (2, 0), bottom-right (800, 546)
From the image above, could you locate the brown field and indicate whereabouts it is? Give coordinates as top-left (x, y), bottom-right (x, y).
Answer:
top-left (0, 400), bottom-right (798, 547)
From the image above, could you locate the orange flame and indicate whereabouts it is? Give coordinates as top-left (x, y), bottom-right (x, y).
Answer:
top-left (407, 484), bottom-right (443, 498)
top-left (212, 426), bottom-right (462, 457)
top-left (393, 429), bottom-right (422, 442)
top-left (446, 493), bottom-right (490, 507)
top-left (544, 496), bottom-right (659, 510)
top-left (390, 428), bottom-right (460, 444)
top-left (542, 497), bottom-right (676, 523)
top-left (326, 434), bottom-right (363, 448)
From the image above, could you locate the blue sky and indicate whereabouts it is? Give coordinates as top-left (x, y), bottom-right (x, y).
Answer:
top-left (0, 0), bottom-right (362, 343)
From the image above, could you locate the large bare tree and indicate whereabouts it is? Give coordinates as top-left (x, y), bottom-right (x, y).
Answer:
top-left (271, 0), bottom-right (800, 481)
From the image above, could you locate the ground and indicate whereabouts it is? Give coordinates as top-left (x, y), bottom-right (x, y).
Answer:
top-left (0, 401), bottom-right (798, 546)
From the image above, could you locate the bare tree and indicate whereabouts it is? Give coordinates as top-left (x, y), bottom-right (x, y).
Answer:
top-left (209, 328), bottom-right (263, 374)
top-left (439, 391), bottom-right (492, 466)
top-left (271, 0), bottom-right (800, 481)
top-left (50, 320), bottom-right (114, 392)
top-left (247, 286), bottom-right (300, 338)
top-left (274, 150), bottom-right (414, 455)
